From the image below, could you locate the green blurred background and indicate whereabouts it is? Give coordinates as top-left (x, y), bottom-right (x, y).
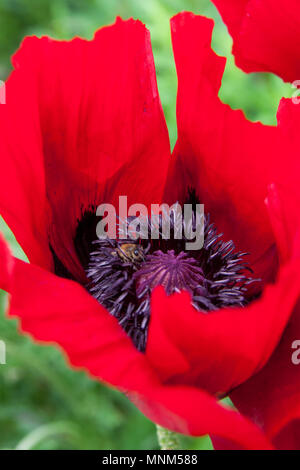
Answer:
top-left (0, 0), bottom-right (291, 450)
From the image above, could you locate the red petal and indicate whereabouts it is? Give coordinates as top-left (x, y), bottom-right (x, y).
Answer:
top-left (230, 302), bottom-right (300, 449)
top-left (264, 99), bottom-right (300, 265)
top-left (0, 233), bottom-right (14, 292)
top-left (0, 234), bottom-right (271, 449)
top-left (266, 184), bottom-right (300, 264)
top-left (210, 435), bottom-right (244, 450)
top-left (211, 1), bottom-right (249, 39)
top-left (1, 18), bottom-right (170, 280)
top-left (130, 386), bottom-right (273, 450)
top-left (0, 53), bottom-right (51, 269)
top-left (166, 12), bottom-right (295, 282)
top-left (273, 420), bottom-right (300, 450)
top-left (212, 0), bottom-right (300, 83)
top-left (228, 188), bottom-right (300, 449)
top-left (146, 248), bottom-right (300, 396)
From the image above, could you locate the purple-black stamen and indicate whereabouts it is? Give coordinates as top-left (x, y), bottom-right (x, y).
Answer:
top-left (48, 190), bottom-right (261, 352)
top-left (85, 202), bottom-right (260, 352)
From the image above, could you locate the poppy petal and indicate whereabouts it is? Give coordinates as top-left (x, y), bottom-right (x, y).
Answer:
top-left (146, 247), bottom-right (300, 396)
top-left (166, 12), bottom-right (295, 282)
top-left (0, 18), bottom-right (170, 280)
top-left (130, 385), bottom-right (273, 450)
top-left (0, 234), bottom-right (271, 449)
top-left (0, 53), bottom-right (51, 269)
top-left (0, 233), bottom-right (14, 292)
top-left (230, 302), bottom-right (300, 449)
top-left (228, 187), bottom-right (300, 449)
top-left (266, 184), bottom-right (300, 264)
top-left (212, 0), bottom-right (300, 83)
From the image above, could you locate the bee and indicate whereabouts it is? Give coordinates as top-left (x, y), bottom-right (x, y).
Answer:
top-left (113, 243), bottom-right (145, 266)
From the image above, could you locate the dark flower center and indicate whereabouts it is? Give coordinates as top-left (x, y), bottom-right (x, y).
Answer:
top-left (50, 190), bottom-right (260, 353)
top-left (84, 192), bottom-right (260, 352)
top-left (134, 250), bottom-right (206, 297)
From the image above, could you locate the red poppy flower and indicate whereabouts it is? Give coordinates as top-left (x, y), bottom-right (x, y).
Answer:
top-left (0, 12), bottom-right (300, 450)
top-left (212, 0), bottom-right (300, 83)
